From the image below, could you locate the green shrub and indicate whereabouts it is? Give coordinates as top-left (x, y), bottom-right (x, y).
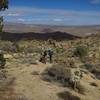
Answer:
top-left (84, 63), bottom-right (93, 70)
top-left (42, 63), bottom-right (68, 83)
top-left (55, 47), bottom-right (65, 54)
top-left (74, 46), bottom-right (88, 61)
top-left (74, 71), bottom-right (80, 76)
top-left (23, 45), bottom-right (42, 54)
top-left (42, 63), bottom-right (80, 86)
top-left (12, 42), bottom-right (20, 53)
top-left (0, 41), bottom-right (13, 52)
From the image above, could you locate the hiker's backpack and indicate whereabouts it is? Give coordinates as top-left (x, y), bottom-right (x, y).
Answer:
top-left (48, 49), bottom-right (53, 56)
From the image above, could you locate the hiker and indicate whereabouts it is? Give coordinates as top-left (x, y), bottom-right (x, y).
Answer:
top-left (39, 50), bottom-right (47, 64)
top-left (48, 48), bottom-right (54, 63)
top-left (0, 50), bottom-right (6, 69)
top-left (39, 48), bottom-right (54, 64)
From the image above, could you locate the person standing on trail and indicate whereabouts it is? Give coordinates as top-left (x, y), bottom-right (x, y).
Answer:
top-left (39, 48), bottom-right (54, 64)
top-left (48, 48), bottom-right (54, 63)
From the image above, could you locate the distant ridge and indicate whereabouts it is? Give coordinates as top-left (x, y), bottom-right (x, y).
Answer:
top-left (0, 31), bottom-right (81, 41)
top-left (3, 22), bottom-right (100, 37)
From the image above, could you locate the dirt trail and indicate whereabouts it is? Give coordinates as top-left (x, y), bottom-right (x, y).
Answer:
top-left (6, 62), bottom-right (66, 100)
top-left (5, 56), bottom-right (100, 100)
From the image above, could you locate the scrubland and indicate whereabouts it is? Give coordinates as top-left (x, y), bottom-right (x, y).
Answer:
top-left (0, 33), bottom-right (100, 100)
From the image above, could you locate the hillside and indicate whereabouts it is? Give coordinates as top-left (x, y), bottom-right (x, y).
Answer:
top-left (0, 31), bottom-right (81, 41)
top-left (3, 22), bottom-right (100, 37)
top-left (0, 32), bottom-right (100, 100)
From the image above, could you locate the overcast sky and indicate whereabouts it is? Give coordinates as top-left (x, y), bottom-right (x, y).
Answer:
top-left (1, 0), bottom-right (100, 25)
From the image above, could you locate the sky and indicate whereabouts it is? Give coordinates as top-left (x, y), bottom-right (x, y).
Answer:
top-left (0, 0), bottom-right (100, 25)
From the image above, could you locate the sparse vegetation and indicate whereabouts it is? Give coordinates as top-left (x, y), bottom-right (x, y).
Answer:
top-left (12, 42), bottom-right (20, 53)
top-left (74, 46), bottom-right (88, 61)
top-left (31, 71), bottom-right (39, 75)
top-left (84, 63), bottom-right (93, 71)
top-left (55, 47), bottom-right (65, 54)
top-left (0, 30), bottom-right (100, 100)
top-left (0, 0), bottom-right (100, 99)
top-left (42, 63), bottom-right (81, 90)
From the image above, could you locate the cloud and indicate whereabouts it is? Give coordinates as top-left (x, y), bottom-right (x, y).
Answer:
top-left (91, 0), bottom-right (100, 4)
top-left (2, 6), bottom-right (100, 17)
top-left (2, 7), bottom-right (73, 16)
top-left (17, 18), bottom-right (25, 22)
top-left (1, 7), bottom-right (100, 25)
top-left (7, 13), bottom-right (20, 17)
top-left (53, 18), bottom-right (63, 22)
top-left (0, 12), bottom-right (20, 17)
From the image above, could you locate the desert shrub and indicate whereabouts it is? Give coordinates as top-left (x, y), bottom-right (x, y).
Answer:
top-left (0, 41), bottom-right (20, 53)
top-left (23, 44), bottom-right (34, 53)
top-left (31, 71), bottom-right (39, 75)
top-left (42, 63), bottom-right (83, 93)
top-left (0, 41), bottom-right (13, 52)
top-left (57, 91), bottom-right (81, 100)
top-left (74, 46), bottom-right (88, 61)
top-left (23, 45), bottom-right (42, 54)
top-left (41, 73), bottom-right (52, 82)
top-left (12, 42), bottom-right (20, 53)
top-left (42, 63), bottom-right (73, 85)
top-left (74, 71), bottom-right (80, 76)
top-left (46, 63), bottom-right (68, 76)
top-left (18, 46), bottom-right (25, 53)
top-left (92, 64), bottom-right (100, 74)
top-left (84, 63), bottom-right (93, 71)
top-left (55, 47), bottom-right (65, 54)
top-left (42, 63), bottom-right (67, 82)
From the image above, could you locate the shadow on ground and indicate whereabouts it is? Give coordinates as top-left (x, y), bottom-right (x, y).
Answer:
top-left (57, 91), bottom-right (81, 100)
